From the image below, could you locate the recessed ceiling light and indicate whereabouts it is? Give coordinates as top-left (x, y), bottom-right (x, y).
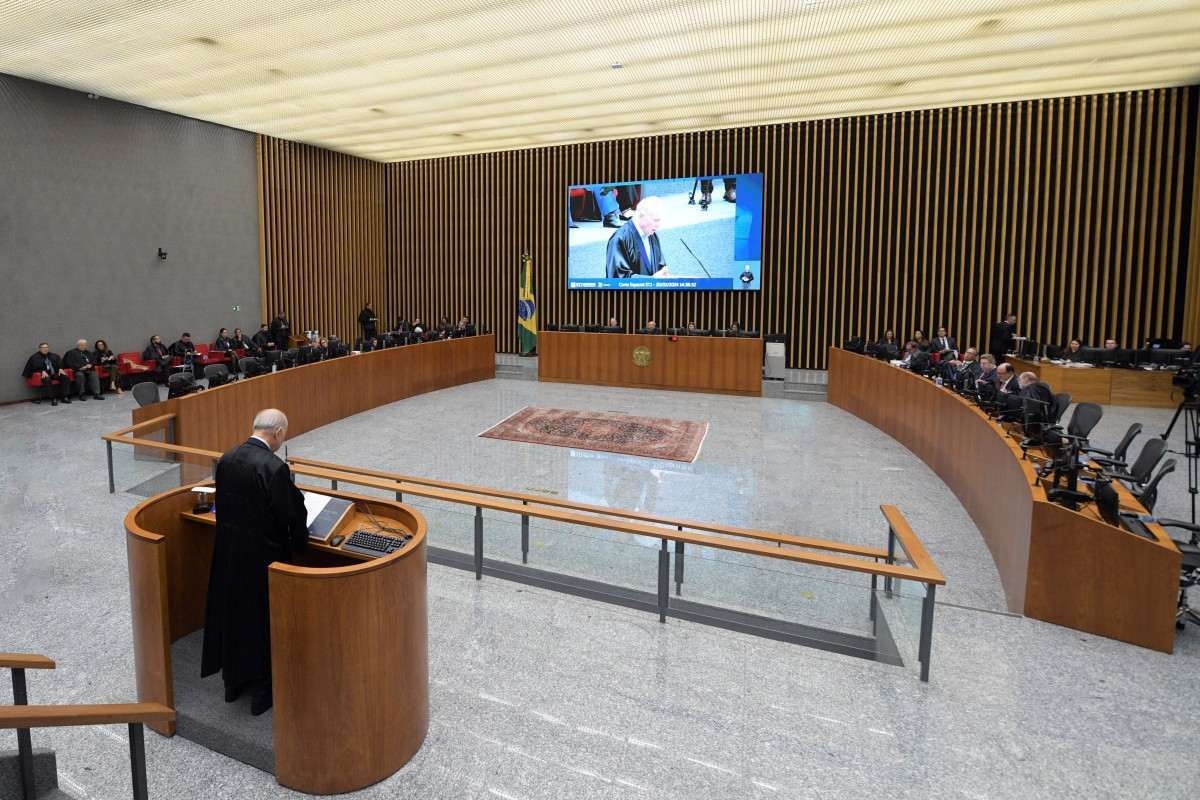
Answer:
top-left (370, 107), bottom-right (386, 114)
top-left (190, 36), bottom-right (219, 47)
top-left (975, 18), bottom-right (1002, 32)
top-left (610, 62), bottom-right (623, 70)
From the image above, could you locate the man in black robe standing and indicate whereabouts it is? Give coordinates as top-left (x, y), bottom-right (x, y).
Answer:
top-left (989, 313), bottom-right (1018, 361)
top-left (201, 408), bottom-right (308, 715)
top-left (606, 196), bottom-right (670, 279)
top-left (358, 303), bottom-right (378, 341)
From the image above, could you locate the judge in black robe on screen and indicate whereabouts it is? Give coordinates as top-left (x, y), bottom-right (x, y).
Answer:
top-left (606, 196), bottom-right (669, 279)
top-left (201, 408), bottom-right (308, 716)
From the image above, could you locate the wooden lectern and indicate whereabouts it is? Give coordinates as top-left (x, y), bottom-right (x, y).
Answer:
top-left (124, 482), bottom-right (429, 794)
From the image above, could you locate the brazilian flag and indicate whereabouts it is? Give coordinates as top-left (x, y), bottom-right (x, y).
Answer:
top-left (518, 254), bottom-right (538, 355)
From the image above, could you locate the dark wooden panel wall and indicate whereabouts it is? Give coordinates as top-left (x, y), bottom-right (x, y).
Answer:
top-left (258, 136), bottom-right (387, 343)
top-left (262, 87), bottom-right (1199, 368)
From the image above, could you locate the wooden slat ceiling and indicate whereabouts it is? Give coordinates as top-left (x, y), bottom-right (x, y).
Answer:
top-left (2, 0), bottom-right (1198, 162)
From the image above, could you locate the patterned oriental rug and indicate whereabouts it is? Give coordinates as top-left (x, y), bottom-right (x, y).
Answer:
top-left (479, 407), bottom-right (708, 463)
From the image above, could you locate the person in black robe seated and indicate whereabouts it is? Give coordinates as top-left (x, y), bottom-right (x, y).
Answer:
top-left (1017, 371), bottom-right (1056, 443)
top-left (356, 335), bottom-right (380, 352)
top-left (22, 343), bottom-right (70, 405)
top-left (201, 409), bottom-right (307, 716)
top-left (270, 313), bottom-right (293, 351)
top-left (1062, 339), bottom-right (1085, 361)
top-left (358, 303), bottom-right (378, 342)
top-left (63, 339), bottom-right (104, 400)
top-left (251, 323), bottom-right (274, 353)
top-left (213, 328), bottom-right (235, 352)
top-left (606, 196), bottom-right (668, 279)
top-left (326, 335), bottom-right (347, 358)
top-left (142, 335), bottom-right (172, 384)
top-left (92, 339), bottom-right (122, 394)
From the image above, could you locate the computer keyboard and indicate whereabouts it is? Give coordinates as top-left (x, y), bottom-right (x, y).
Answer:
top-left (341, 529), bottom-right (407, 558)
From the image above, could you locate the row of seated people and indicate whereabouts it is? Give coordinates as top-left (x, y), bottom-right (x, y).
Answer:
top-left (545, 318), bottom-right (760, 337)
top-left (20, 314), bottom-right (482, 406)
top-left (868, 328), bottom-right (1193, 368)
top-left (892, 342), bottom-right (1058, 439)
top-left (356, 316), bottom-right (478, 351)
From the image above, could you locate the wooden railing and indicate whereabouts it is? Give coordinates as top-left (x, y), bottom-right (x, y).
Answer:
top-left (1, 652), bottom-right (173, 800)
top-left (102, 424), bottom-right (946, 679)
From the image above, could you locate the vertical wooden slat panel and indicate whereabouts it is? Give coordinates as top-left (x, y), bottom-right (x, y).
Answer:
top-left (256, 87), bottom-right (1196, 370)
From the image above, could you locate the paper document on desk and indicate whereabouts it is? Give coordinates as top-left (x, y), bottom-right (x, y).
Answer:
top-left (303, 491), bottom-right (332, 528)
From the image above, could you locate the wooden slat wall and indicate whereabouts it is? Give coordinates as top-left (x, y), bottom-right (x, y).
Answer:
top-left (384, 87), bottom-right (1198, 368)
top-left (1184, 99), bottom-right (1200, 348)
top-left (260, 87), bottom-right (1198, 369)
top-left (258, 136), bottom-right (387, 343)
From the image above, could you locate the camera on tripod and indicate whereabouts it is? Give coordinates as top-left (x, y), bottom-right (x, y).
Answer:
top-left (1173, 366), bottom-right (1197, 399)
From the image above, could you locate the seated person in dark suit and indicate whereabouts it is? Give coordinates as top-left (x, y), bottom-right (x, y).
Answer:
top-left (973, 354), bottom-right (999, 403)
top-left (142, 335), bottom-right (172, 384)
top-left (1103, 338), bottom-right (1119, 350)
top-left (22, 342), bottom-right (69, 405)
top-left (930, 327), bottom-right (957, 359)
top-left (645, 320), bottom-right (659, 334)
top-left (911, 329), bottom-right (931, 352)
top-left (170, 333), bottom-right (198, 375)
top-left (170, 333), bottom-right (197, 358)
top-left (726, 322), bottom-right (741, 336)
top-left (898, 341), bottom-right (930, 373)
top-left (684, 322), bottom-right (700, 336)
top-left (452, 317), bottom-right (474, 338)
top-left (326, 335), bottom-right (347, 357)
top-left (201, 409), bottom-right (307, 716)
top-left (230, 328), bottom-right (252, 352)
top-left (1062, 338), bottom-right (1085, 361)
top-left (63, 338), bottom-right (104, 400)
top-left (941, 346), bottom-right (979, 386)
top-left (356, 335), bottom-right (381, 352)
top-left (251, 324), bottom-right (274, 352)
top-left (606, 196), bottom-right (668, 279)
top-left (213, 328), bottom-right (235, 351)
top-left (994, 363), bottom-right (1024, 419)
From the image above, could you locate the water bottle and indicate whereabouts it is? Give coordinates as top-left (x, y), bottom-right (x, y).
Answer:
top-left (271, 362), bottom-right (277, 373)
top-left (935, 376), bottom-right (944, 387)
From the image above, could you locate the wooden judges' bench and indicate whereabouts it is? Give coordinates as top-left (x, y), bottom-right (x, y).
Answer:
top-left (1007, 356), bottom-right (1181, 408)
top-left (828, 348), bottom-right (1181, 653)
top-left (538, 331), bottom-right (762, 396)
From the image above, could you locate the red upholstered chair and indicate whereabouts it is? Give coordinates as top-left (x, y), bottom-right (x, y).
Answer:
top-left (26, 369), bottom-right (74, 398)
top-left (117, 352), bottom-right (155, 377)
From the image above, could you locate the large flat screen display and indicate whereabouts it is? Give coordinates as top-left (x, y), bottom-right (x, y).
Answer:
top-left (566, 173), bottom-right (763, 291)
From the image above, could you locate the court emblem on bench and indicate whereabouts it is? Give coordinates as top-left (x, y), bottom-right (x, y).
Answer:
top-left (632, 346), bottom-right (652, 367)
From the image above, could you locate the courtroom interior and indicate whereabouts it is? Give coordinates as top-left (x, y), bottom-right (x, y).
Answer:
top-left (2, 2), bottom-right (1200, 799)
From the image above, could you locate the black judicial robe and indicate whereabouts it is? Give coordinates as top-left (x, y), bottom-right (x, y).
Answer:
top-left (201, 438), bottom-right (308, 690)
top-left (22, 351), bottom-right (62, 378)
top-left (606, 220), bottom-right (664, 279)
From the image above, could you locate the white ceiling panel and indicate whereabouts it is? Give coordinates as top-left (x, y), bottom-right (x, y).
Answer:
top-left (2, 0), bottom-right (1197, 161)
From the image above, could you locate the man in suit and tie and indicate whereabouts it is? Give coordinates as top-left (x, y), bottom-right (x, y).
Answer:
top-left (898, 341), bottom-right (930, 373)
top-left (201, 408), bottom-right (308, 716)
top-left (606, 196), bottom-right (669, 279)
top-left (931, 327), bottom-right (958, 360)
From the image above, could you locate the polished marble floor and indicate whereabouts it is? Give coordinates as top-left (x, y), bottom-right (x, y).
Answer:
top-left (1, 380), bottom-right (1198, 799)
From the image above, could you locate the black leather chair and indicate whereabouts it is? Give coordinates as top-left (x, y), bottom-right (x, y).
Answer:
top-left (203, 364), bottom-right (231, 388)
top-left (132, 381), bottom-right (160, 407)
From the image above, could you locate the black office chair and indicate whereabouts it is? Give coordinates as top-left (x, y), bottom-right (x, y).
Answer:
top-left (203, 364), bottom-right (231, 388)
top-left (1131, 459), bottom-right (1176, 511)
top-left (543, 323), bottom-right (559, 332)
top-left (1065, 402), bottom-right (1104, 441)
top-left (1044, 344), bottom-right (1065, 360)
top-left (239, 356), bottom-right (266, 377)
top-left (1100, 437), bottom-right (1168, 489)
top-left (132, 381), bottom-right (160, 407)
top-left (1051, 393), bottom-right (1072, 425)
top-left (1085, 422), bottom-right (1142, 470)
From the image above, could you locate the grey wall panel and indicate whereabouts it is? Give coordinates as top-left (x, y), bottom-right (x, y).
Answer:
top-left (0, 74), bottom-right (261, 403)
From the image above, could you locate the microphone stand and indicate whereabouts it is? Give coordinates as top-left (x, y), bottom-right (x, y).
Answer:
top-left (678, 239), bottom-right (712, 277)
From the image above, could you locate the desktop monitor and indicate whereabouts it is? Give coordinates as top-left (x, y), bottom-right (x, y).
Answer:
top-left (601, 326), bottom-right (623, 334)
top-left (1076, 347), bottom-right (1105, 365)
top-left (1101, 348), bottom-right (1134, 367)
top-left (561, 324), bottom-right (581, 332)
